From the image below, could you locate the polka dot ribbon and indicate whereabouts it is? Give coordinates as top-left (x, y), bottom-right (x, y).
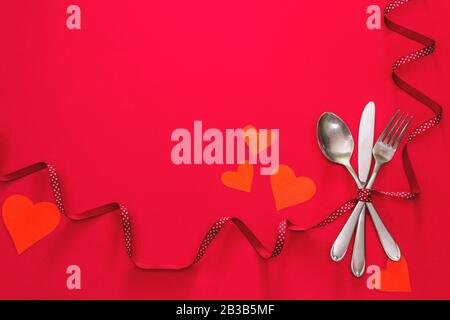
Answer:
top-left (384, 0), bottom-right (443, 196)
top-left (0, 0), bottom-right (442, 270)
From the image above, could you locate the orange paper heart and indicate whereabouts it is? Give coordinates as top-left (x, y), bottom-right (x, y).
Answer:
top-left (271, 164), bottom-right (316, 211)
top-left (380, 257), bottom-right (411, 292)
top-left (243, 125), bottom-right (276, 155)
top-left (221, 163), bottom-right (254, 192)
top-left (2, 194), bottom-right (61, 254)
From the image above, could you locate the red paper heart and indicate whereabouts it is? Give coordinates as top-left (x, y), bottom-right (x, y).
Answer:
top-left (221, 163), bottom-right (254, 192)
top-left (2, 194), bottom-right (61, 254)
top-left (243, 125), bottom-right (276, 155)
top-left (271, 164), bottom-right (316, 211)
top-left (380, 257), bottom-right (411, 292)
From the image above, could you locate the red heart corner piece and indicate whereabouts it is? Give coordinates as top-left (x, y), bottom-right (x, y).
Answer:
top-left (2, 194), bottom-right (61, 254)
top-left (221, 163), bottom-right (254, 192)
top-left (270, 164), bottom-right (316, 211)
top-left (380, 256), bottom-right (412, 292)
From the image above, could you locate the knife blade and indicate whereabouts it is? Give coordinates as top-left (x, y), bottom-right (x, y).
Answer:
top-left (358, 101), bottom-right (375, 184)
top-left (351, 101), bottom-right (375, 277)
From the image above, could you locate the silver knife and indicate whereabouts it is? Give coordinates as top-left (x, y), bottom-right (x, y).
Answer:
top-left (351, 101), bottom-right (375, 277)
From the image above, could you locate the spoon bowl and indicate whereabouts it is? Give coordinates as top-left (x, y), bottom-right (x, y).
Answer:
top-left (317, 112), bottom-right (355, 166)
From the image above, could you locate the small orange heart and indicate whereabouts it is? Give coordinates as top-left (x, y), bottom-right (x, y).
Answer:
top-left (380, 257), bottom-right (411, 292)
top-left (271, 164), bottom-right (316, 211)
top-left (243, 125), bottom-right (276, 155)
top-left (2, 194), bottom-right (61, 254)
top-left (221, 163), bottom-right (254, 192)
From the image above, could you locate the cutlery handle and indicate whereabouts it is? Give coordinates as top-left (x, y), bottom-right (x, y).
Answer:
top-left (351, 205), bottom-right (366, 277)
top-left (366, 162), bottom-right (382, 189)
top-left (345, 164), bottom-right (363, 189)
top-left (365, 202), bottom-right (401, 261)
top-left (331, 201), bottom-right (365, 261)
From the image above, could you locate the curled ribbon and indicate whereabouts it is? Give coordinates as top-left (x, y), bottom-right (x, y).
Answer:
top-left (384, 0), bottom-right (443, 195)
top-left (0, 0), bottom-right (443, 270)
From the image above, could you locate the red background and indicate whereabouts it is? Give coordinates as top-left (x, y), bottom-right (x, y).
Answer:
top-left (0, 0), bottom-right (449, 299)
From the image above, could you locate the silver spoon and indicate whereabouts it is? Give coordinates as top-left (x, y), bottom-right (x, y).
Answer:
top-left (317, 113), bottom-right (363, 189)
top-left (317, 113), bottom-right (364, 262)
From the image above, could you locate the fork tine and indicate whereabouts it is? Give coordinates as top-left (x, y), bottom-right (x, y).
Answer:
top-left (378, 110), bottom-right (400, 142)
top-left (388, 113), bottom-right (408, 146)
top-left (393, 116), bottom-right (413, 149)
top-left (384, 112), bottom-right (405, 144)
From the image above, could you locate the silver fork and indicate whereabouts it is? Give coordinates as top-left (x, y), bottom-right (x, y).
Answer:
top-left (331, 111), bottom-right (413, 265)
top-left (366, 111), bottom-right (413, 189)
top-left (363, 111), bottom-right (412, 260)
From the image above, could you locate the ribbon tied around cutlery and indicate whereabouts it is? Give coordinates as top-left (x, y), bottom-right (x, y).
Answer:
top-left (313, 188), bottom-right (415, 229)
top-left (357, 189), bottom-right (372, 203)
top-left (357, 188), bottom-right (416, 204)
top-left (0, 0), bottom-right (443, 272)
